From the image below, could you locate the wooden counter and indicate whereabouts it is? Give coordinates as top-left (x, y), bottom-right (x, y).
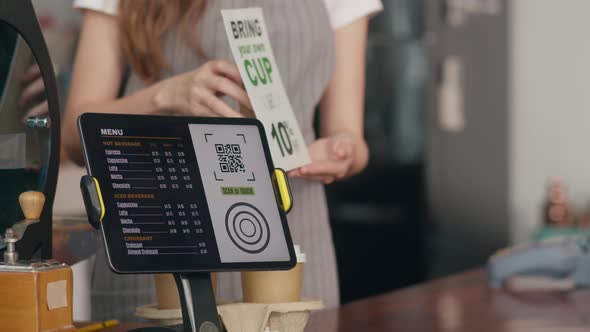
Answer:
top-left (306, 269), bottom-right (590, 332)
top-left (77, 268), bottom-right (590, 331)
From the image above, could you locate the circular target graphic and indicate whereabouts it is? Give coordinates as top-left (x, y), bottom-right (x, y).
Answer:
top-left (225, 202), bottom-right (270, 253)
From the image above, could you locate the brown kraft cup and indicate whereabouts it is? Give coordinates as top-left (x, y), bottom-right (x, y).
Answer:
top-left (241, 245), bottom-right (306, 303)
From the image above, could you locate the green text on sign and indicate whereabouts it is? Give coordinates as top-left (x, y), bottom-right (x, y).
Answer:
top-left (245, 57), bottom-right (273, 86)
top-left (221, 187), bottom-right (256, 195)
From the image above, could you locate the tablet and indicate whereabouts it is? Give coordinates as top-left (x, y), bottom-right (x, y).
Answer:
top-left (78, 113), bottom-right (296, 273)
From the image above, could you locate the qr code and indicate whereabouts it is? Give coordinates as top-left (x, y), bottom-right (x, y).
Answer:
top-left (216, 144), bottom-right (245, 173)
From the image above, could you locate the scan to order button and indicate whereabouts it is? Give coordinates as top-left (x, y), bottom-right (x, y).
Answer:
top-left (221, 187), bottom-right (255, 195)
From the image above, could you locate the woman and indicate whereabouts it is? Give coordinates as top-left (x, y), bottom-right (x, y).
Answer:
top-left (65, 0), bottom-right (382, 321)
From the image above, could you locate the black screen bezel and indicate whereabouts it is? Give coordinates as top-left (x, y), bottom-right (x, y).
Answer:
top-left (78, 113), bottom-right (296, 273)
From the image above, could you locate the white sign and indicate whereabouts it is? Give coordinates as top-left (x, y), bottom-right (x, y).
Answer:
top-left (221, 8), bottom-right (310, 171)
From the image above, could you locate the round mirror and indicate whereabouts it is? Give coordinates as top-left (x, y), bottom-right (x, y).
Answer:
top-left (0, 21), bottom-right (51, 234)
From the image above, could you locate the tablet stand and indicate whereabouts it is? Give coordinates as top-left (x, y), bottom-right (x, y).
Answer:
top-left (129, 272), bottom-right (221, 332)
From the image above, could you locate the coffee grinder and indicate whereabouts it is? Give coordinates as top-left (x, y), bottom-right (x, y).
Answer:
top-left (0, 0), bottom-right (71, 330)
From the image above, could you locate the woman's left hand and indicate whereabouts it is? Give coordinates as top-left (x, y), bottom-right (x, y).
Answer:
top-left (288, 134), bottom-right (357, 184)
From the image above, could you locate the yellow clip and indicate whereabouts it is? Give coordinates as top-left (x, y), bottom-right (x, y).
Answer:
top-left (92, 177), bottom-right (106, 221)
top-left (273, 168), bottom-right (293, 214)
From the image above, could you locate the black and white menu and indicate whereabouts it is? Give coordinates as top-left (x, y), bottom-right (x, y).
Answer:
top-left (79, 114), bottom-right (294, 273)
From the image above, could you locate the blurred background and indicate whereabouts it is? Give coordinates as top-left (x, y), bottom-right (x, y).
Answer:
top-left (32, 0), bottom-right (590, 309)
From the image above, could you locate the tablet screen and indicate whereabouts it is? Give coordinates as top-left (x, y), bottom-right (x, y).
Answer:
top-left (78, 113), bottom-right (295, 273)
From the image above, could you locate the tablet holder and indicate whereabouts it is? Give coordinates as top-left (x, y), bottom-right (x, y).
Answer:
top-left (81, 169), bottom-right (293, 332)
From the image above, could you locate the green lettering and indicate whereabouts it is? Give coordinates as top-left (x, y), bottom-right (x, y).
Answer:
top-left (254, 58), bottom-right (267, 85)
top-left (262, 57), bottom-right (272, 83)
top-left (244, 59), bottom-right (258, 86)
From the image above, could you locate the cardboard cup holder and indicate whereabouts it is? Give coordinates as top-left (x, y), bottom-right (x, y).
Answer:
top-left (218, 300), bottom-right (324, 332)
top-left (136, 300), bottom-right (324, 332)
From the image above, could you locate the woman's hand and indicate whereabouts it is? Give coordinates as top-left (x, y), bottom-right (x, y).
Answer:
top-left (288, 134), bottom-right (360, 184)
top-left (154, 60), bottom-right (252, 117)
top-left (19, 64), bottom-right (49, 124)
top-left (302, 17), bottom-right (371, 184)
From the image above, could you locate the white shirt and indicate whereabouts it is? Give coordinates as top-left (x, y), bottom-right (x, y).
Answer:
top-left (74, 0), bottom-right (383, 29)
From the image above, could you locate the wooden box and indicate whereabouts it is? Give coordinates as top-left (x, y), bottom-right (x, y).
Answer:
top-left (0, 261), bottom-right (74, 332)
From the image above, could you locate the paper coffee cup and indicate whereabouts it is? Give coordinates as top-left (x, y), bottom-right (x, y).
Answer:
top-left (155, 273), bottom-right (217, 310)
top-left (242, 245), bottom-right (305, 303)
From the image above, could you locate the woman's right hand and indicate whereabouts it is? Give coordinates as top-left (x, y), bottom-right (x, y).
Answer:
top-left (153, 59), bottom-right (252, 118)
